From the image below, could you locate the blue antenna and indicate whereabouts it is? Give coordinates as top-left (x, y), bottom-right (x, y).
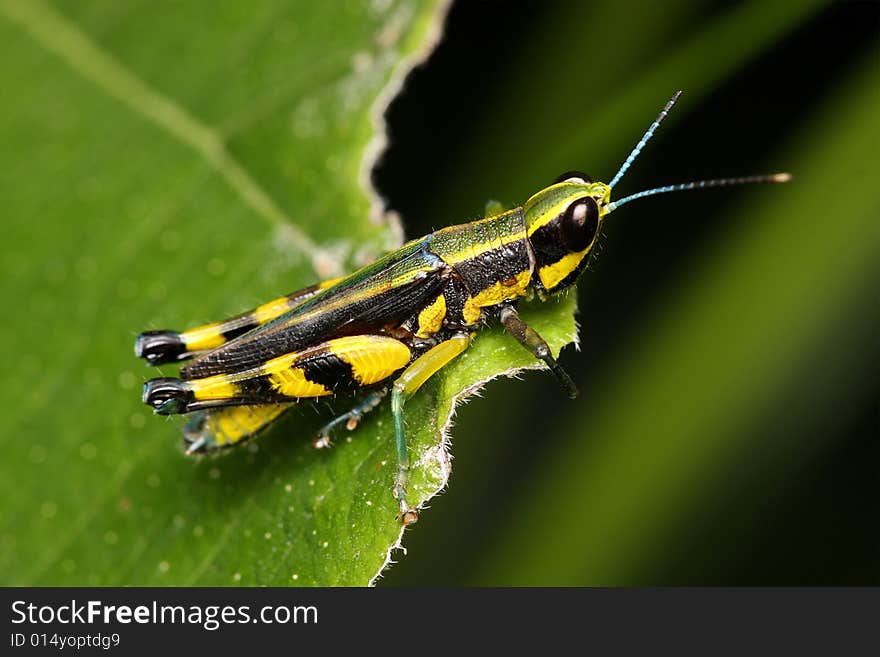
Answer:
top-left (606, 173), bottom-right (792, 213)
top-left (608, 90), bottom-right (682, 190)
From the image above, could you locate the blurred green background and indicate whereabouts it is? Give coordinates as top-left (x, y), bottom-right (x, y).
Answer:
top-left (2, 0), bottom-right (878, 586)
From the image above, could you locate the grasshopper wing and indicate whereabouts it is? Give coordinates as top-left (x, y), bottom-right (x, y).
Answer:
top-left (181, 238), bottom-right (448, 380)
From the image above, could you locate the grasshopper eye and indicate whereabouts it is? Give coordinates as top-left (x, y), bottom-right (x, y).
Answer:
top-left (554, 171), bottom-right (592, 185)
top-left (561, 197), bottom-right (599, 252)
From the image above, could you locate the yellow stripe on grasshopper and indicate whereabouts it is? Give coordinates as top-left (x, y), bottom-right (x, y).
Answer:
top-left (182, 277), bottom-right (348, 352)
top-left (538, 249), bottom-right (589, 291)
top-left (438, 235), bottom-right (525, 267)
top-left (462, 270), bottom-right (531, 324)
top-left (194, 404), bottom-right (290, 448)
top-left (182, 324), bottom-right (227, 351)
top-left (294, 268), bottom-right (437, 323)
top-left (253, 297), bottom-right (295, 324)
top-left (253, 277), bottom-right (345, 323)
top-left (415, 295), bottom-right (446, 338)
top-left (268, 366), bottom-right (331, 398)
top-left (189, 374), bottom-right (240, 401)
top-left (317, 277), bottom-right (345, 289)
top-left (334, 335), bottom-right (412, 385)
top-left (524, 186), bottom-right (577, 237)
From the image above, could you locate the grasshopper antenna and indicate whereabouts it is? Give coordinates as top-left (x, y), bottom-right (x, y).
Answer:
top-left (606, 173), bottom-right (792, 213)
top-left (605, 90), bottom-right (791, 212)
top-left (608, 90), bottom-right (682, 190)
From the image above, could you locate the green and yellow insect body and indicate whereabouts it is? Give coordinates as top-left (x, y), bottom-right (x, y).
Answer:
top-left (136, 91), bottom-right (789, 525)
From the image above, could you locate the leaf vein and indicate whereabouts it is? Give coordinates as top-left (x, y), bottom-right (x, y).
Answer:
top-left (0, 0), bottom-right (320, 264)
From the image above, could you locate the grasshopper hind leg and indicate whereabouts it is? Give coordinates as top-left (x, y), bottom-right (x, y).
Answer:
top-left (312, 388), bottom-right (388, 449)
top-left (183, 404), bottom-right (293, 454)
top-left (390, 333), bottom-right (471, 526)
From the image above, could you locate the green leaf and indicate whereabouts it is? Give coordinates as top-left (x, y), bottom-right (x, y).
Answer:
top-left (0, 0), bottom-right (565, 586)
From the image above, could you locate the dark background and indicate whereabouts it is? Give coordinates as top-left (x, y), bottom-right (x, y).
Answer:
top-left (375, 0), bottom-right (879, 585)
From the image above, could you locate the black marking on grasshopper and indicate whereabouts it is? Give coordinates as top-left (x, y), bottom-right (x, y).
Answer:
top-left (298, 351), bottom-right (361, 396)
top-left (440, 275), bottom-right (471, 329)
top-left (528, 222), bottom-right (571, 270)
top-left (451, 237), bottom-right (531, 296)
top-left (134, 331), bottom-right (187, 365)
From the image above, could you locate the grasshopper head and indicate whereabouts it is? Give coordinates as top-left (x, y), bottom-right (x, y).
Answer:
top-left (523, 172), bottom-right (611, 294)
top-left (521, 92), bottom-right (792, 295)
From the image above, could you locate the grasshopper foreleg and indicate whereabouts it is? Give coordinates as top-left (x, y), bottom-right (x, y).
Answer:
top-left (499, 304), bottom-right (579, 399)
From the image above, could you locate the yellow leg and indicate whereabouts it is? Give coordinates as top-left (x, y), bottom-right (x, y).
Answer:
top-left (143, 335), bottom-right (411, 414)
top-left (391, 333), bottom-right (472, 525)
top-left (183, 403), bottom-right (292, 454)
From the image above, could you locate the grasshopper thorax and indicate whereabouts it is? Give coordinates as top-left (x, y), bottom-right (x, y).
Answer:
top-left (524, 173), bottom-right (611, 293)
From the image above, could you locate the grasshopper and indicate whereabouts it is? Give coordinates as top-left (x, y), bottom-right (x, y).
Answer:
top-left (136, 91), bottom-right (789, 525)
